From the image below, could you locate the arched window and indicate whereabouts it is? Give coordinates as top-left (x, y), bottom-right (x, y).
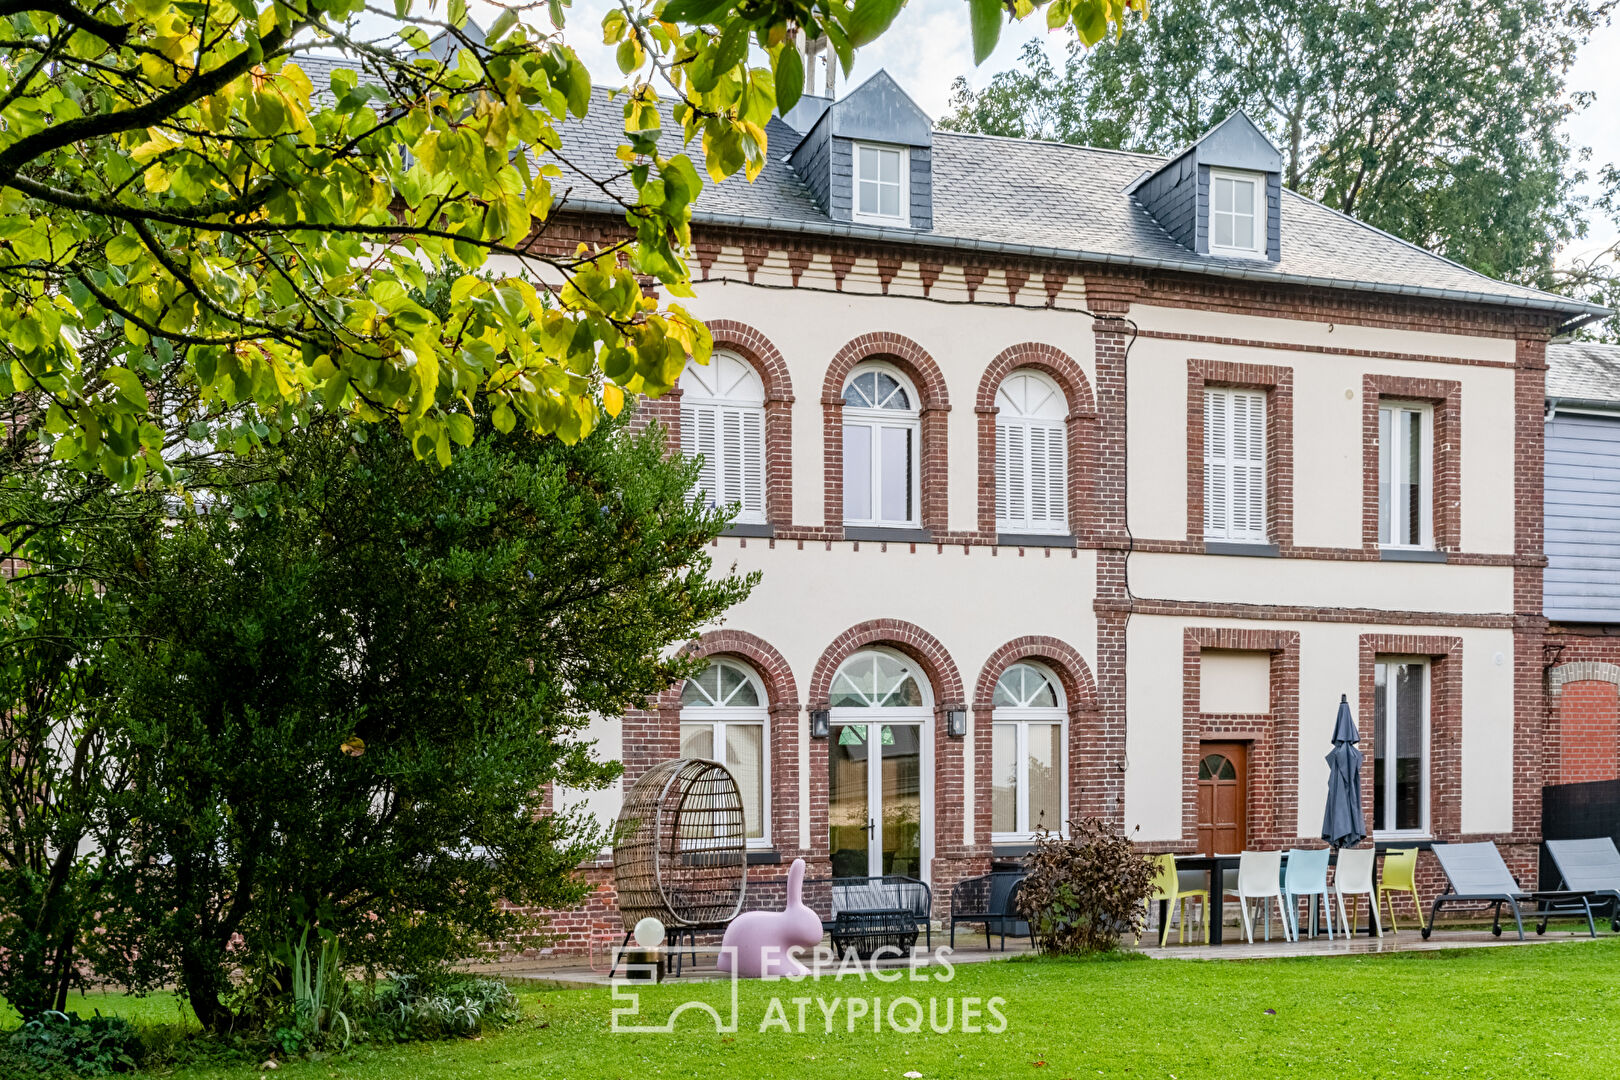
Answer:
top-left (680, 352), bottom-right (766, 525)
top-left (991, 662), bottom-right (1066, 841)
top-left (826, 649), bottom-right (932, 879)
top-left (996, 370), bottom-right (1068, 534)
top-left (680, 658), bottom-right (769, 844)
top-left (842, 363), bottom-right (921, 529)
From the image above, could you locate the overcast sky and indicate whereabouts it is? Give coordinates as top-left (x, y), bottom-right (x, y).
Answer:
top-left (549, 0), bottom-right (1619, 266)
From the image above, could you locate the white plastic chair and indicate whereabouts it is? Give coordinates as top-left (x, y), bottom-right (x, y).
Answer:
top-left (1283, 848), bottom-right (1334, 941)
top-left (1333, 846), bottom-right (1382, 938)
top-left (1235, 851), bottom-right (1295, 943)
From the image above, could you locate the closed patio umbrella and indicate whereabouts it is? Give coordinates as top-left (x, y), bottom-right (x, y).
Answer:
top-left (1321, 694), bottom-right (1366, 849)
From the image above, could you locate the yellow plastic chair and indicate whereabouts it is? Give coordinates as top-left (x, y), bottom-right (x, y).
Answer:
top-left (1377, 847), bottom-right (1426, 933)
top-left (1146, 854), bottom-right (1210, 945)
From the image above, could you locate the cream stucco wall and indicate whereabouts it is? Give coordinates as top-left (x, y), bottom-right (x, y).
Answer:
top-left (1125, 304), bottom-right (1519, 554)
top-left (1131, 552), bottom-right (1514, 615)
top-left (1124, 614), bottom-right (1517, 843)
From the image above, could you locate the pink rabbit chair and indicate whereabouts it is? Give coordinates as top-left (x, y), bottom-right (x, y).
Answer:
top-left (718, 857), bottom-right (823, 977)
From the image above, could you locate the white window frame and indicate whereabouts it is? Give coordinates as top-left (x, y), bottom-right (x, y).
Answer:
top-left (990, 662), bottom-right (1068, 844)
top-left (680, 352), bottom-right (767, 526)
top-left (826, 649), bottom-right (935, 883)
top-left (851, 142), bottom-right (910, 227)
top-left (680, 659), bottom-right (771, 848)
top-left (996, 370), bottom-right (1070, 535)
top-left (1372, 655), bottom-right (1430, 839)
top-left (1208, 168), bottom-right (1266, 259)
top-left (842, 362), bottom-right (922, 529)
top-left (1377, 401), bottom-right (1434, 550)
top-left (1203, 386), bottom-right (1268, 543)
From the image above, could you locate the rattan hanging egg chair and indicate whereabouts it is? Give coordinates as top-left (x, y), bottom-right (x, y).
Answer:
top-left (613, 757), bottom-right (748, 935)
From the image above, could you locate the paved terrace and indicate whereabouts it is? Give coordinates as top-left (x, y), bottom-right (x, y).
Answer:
top-left (466, 926), bottom-right (1605, 988)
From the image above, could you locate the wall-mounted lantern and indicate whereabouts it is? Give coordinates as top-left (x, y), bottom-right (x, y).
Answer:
top-left (810, 709), bottom-right (831, 739)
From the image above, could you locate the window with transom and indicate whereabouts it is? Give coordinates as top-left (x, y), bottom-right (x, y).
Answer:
top-left (679, 658), bottom-right (769, 844)
top-left (842, 363), bottom-right (921, 529)
top-left (680, 352), bottom-right (766, 525)
top-left (996, 370), bottom-right (1069, 534)
top-left (991, 662), bottom-right (1066, 841)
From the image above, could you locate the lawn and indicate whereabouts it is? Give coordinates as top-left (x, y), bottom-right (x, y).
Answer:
top-left (11, 939), bottom-right (1620, 1079)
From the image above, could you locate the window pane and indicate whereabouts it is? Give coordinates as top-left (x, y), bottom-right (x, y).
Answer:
top-left (1402, 411), bottom-right (1423, 546)
top-left (1373, 662), bottom-right (1388, 830)
top-left (844, 423), bottom-right (872, 520)
top-left (1233, 179), bottom-right (1254, 215)
top-left (880, 183), bottom-right (900, 218)
top-left (1214, 177), bottom-right (1233, 213)
top-left (1214, 213), bottom-right (1235, 249)
top-left (1234, 214), bottom-right (1254, 250)
top-left (1395, 663), bottom-right (1424, 831)
top-left (726, 724), bottom-right (766, 839)
top-left (681, 723), bottom-right (713, 760)
top-left (858, 179), bottom-right (879, 216)
top-left (992, 725), bottom-right (1018, 833)
top-left (1028, 723), bottom-right (1062, 834)
top-left (1378, 408), bottom-right (1394, 544)
top-left (879, 149), bottom-right (900, 184)
top-left (860, 146), bottom-right (880, 180)
top-left (879, 426), bottom-right (912, 523)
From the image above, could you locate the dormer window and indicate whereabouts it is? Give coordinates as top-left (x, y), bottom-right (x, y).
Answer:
top-left (853, 142), bottom-right (908, 226)
top-left (1210, 169), bottom-right (1265, 258)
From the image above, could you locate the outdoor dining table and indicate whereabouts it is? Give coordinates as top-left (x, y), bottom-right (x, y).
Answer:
top-left (1167, 849), bottom-right (1386, 945)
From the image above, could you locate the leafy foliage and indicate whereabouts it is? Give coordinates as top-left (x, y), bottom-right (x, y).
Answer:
top-left (1549, 165), bottom-right (1620, 342)
top-left (371, 973), bottom-right (520, 1040)
top-left (942, 0), bottom-right (1603, 287)
top-left (70, 413), bottom-right (752, 1030)
top-left (1014, 818), bottom-right (1155, 954)
top-left (0, 0), bottom-right (1143, 488)
top-left (2, 1010), bottom-right (142, 1077)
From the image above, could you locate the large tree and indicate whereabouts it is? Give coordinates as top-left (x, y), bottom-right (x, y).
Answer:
top-left (0, 0), bottom-right (1143, 494)
top-left (80, 413), bottom-right (753, 1030)
top-left (941, 0), bottom-right (1604, 287)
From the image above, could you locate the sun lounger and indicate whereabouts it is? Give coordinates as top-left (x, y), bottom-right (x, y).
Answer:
top-left (1422, 841), bottom-right (1595, 940)
top-left (1545, 837), bottom-right (1620, 932)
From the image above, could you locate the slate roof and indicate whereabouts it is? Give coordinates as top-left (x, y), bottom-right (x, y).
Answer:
top-left (290, 52), bottom-right (1607, 320)
top-left (1548, 342), bottom-right (1620, 406)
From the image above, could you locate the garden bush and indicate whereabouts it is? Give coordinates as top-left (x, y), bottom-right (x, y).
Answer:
top-left (2, 1010), bottom-right (142, 1076)
top-left (1014, 818), bottom-right (1156, 954)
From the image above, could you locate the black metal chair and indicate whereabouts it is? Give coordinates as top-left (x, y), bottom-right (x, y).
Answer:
top-left (949, 872), bottom-right (1030, 950)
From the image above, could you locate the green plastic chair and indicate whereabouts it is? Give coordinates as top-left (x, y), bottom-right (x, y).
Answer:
top-left (1147, 854), bottom-right (1210, 945)
top-left (1377, 847), bottom-right (1427, 933)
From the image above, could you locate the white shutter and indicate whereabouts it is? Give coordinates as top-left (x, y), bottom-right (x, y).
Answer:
top-left (1204, 388), bottom-right (1266, 541)
top-left (1027, 425), bottom-right (1050, 524)
top-left (1000, 423), bottom-right (1028, 526)
top-left (1040, 425), bottom-right (1066, 527)
top-left (681, 403), bottom-right (719, 509)
top-left (738, 409), bottom-right (766, 521)
top-left (719, 408), bottom-right (743, 509)
top-left (995, 424), bottom-right (1010, 522)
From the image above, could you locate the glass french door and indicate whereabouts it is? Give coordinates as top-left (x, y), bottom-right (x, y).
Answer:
top-left (828, 721), bottom-right (925, 880)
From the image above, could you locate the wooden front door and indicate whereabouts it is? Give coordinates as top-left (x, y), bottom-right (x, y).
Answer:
top-left (1196, 742), bottom-right (1247, 855)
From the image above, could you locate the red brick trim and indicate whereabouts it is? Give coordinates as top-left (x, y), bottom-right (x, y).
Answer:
top-left (821, 333), bottom-right (951, 533)
top-left (1361, 375), bottom-right (1463, 552)
top-left (1182, 628), bottom-right (1301, 849)
top-left (972, 636), bottom-right (1110, 831)
top-left (1097, 597), bottom-right (1513, 630)
top-left (974, 343), bottom-right (1099, 538)
top-left (1357, 634), bottom-right (1464, 840)
top-left (805, 620), bottom-right (970, 895)
top-left (703, 320), bottom-right (795, 525)
top-left (662, 630), bottom-right (805, 855)
top-left (1136, 329), bottom-right (1519, 370)
top-left (1186, 359), bottom-right (1295, 547)
top-left (1512, 337), bottom-right (1548, 844)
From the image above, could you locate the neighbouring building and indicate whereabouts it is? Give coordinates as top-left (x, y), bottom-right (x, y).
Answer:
top-left (1543, 342), bottom-right (1620, 788)
top-left (303, 50), bottom-right (1614, 949)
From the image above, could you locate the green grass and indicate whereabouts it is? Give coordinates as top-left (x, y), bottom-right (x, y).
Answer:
top-left (13, 939), bottom-right (1620, 1078)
